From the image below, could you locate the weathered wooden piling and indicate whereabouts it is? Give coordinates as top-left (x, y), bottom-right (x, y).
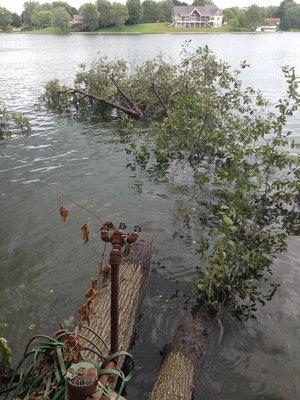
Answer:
top-left (148, 318), bottom-right (205, 400)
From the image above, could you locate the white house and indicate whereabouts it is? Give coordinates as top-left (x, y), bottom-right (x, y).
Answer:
top-left (171, 4), bottom-right (223, 28)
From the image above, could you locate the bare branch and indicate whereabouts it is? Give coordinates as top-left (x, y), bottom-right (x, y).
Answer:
top-left (72, 88), bottom-right (144, 120)
top-left (150, 83), bottom-right (170, 117)
top-left (109, 74), bottom-right (143, 116)
top-left (57, 191), bottom-right (104, 223)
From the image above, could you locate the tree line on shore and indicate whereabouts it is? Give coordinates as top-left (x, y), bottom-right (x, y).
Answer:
top-left (224, 0), bottom-right (300, 31)
top-left (0, 0), bottom-right (172, 33)
top-left (0, 0), bottom-right (299, 33)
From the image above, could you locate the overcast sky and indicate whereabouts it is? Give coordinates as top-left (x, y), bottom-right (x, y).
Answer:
top-left (0, 0), bottom-right (291, 15)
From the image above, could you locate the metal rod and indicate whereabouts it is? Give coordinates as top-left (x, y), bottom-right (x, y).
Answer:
top-left (99, 222), bottom-right (139, 394)
top-left (110, 247), bottom-right (120, 355)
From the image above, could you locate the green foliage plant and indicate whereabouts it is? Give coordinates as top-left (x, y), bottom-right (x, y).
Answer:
top-left (0, 104), bottom-right (31, 139)
top-left (31, 8), bottom-right (53, 29)
top-left (79, 3), bottom-right (99, 31)
top-left (11, 13), bottom-right (22, 28)
top-left (244, 4), bottom-right (263, 29)
top-left (111, 3), bottom-right (129, 28)
top-left (281, 4), bottom-right (300, 30)
top-left (21, 1), bottom-right (40, 27)
top-left (0, 7), bottom-right (12, 30)
top-left (0, 338), bottom-right (11, 375)
top-left (52, 6), bottom-right (71, 33)
top-left (0, 327), bottom-right (134, 399)
top-left (126, 0), bottom-right (143, 24)
top-left (142, 0), bottom-right (160, 23)
top-left (97, 0), bottom-right (114, 27)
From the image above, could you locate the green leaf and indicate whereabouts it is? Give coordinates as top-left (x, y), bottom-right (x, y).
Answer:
top-left (56, 347), bottom-right (66, 377)
top-left (223, 216), bottom-right (234, 225)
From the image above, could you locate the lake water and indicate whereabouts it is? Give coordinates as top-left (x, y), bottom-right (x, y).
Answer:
top-left (0, 33), bottom-right (299, 399)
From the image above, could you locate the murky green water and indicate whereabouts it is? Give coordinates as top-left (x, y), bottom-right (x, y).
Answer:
top-left (0, 33), bottom-right (299, 399)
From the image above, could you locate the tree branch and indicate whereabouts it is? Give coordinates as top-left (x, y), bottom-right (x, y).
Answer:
top-left (188, 114), bottom-right (209, 163)
top-left (72, 88), bottom-right (144, 120)
top-left (150, 83), bottom-right (170, 117)
top-left (108, 75), bottom-right (144, 118)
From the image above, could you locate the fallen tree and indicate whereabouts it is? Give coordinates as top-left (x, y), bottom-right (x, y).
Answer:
top-left (42, 55), bottom-right (178, 121)
top-left (43, 45), bottom-right (300, 321)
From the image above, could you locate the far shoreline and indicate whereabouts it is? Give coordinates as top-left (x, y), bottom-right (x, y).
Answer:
top-left (2, 30), bottom-right (292, 36)
top-left (2, 22), bottom-right (298, 36)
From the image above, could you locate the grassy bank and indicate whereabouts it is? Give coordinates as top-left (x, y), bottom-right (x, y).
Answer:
top-left (20, 23), bottom-right (242, 35)
top-left (25, 26), bottom-right (61, 34)
top-left (17, 23), bottom-right (296, 35)
top-left (97, 22), bottom-right (234, 34)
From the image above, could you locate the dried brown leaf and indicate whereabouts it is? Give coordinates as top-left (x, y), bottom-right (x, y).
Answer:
top-left (62, 333), bottom-right (82, 363)
top-left (98, 260), bottom-right (110, 285)
top-left (102, 221), bottom-right (116, 230)
top-left (85, 278), bottom-right (100, 300)
top-left (59, 205), bottom-right (69, 222)
top-left (98, 260), bottom-right (106, 274)
top-left (81, 223), bottom-right (90, 244)
top-left (77, 299), bottom-right (92, 327)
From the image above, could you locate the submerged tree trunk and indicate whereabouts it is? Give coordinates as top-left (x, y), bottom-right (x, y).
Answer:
top-left (148, 318), bottom-right (205, 400)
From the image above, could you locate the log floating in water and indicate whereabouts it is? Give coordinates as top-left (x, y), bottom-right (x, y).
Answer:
top-left (148, 318), bottom-right (205, 400)
top-left (76, 239), bottom-right (153, 366)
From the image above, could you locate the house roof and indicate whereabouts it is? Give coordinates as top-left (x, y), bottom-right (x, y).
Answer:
top-left (264, 17), bottom-right (281, 24)
top-left (172, 4), bottom-right (221, 17)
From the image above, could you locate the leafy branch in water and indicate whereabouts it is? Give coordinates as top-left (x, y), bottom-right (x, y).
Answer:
top-left (44, 45), bottom-right (300, 320)
top-left (42, 54), bottom-right (178, 121)
top-left (0, 104), bottom-right (31, 139)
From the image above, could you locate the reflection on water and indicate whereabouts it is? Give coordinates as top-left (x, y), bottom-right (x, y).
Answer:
top-left (0, 33), bottom-right (299, 399)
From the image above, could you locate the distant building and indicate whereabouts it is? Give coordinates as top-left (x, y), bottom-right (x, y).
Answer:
top-left (264, 18), bottom-right (281, 26)
top-left (71, 15), bottom-right (85, 28)
top-left (171, 4), bottom-right (223, 28)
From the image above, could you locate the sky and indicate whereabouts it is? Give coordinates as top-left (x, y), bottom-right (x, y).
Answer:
top-left (0, 0), bottom-right (288, 15)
